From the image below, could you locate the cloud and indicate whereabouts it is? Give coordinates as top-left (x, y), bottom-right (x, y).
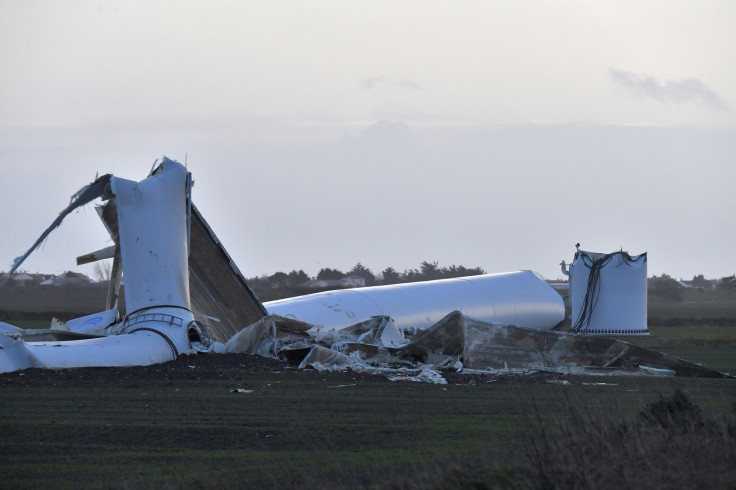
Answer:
top-left (609, 69), bottom-right (729, 111)
top-left (362, 76), bottom-right (422, 91)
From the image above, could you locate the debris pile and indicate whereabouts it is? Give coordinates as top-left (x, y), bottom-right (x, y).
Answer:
top-left (221, 311), bottom-right (722, 382)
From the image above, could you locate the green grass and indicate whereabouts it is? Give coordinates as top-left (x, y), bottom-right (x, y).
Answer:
top-left (1, 368), bottom-right (734, 489)
top-left (621, 325), bottom-right (736, 373)
top-left (648, 290), bottom-right (736, 321)
top-left (2, 293), bottom-right (736, 488)
top-left (647, 325), bottom-right (736, 339)
top-left (653, 347), bottom-right (736, 373)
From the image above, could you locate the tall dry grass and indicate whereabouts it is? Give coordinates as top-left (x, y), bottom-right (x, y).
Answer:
top-left (341, 389), bottom-right (736, 490)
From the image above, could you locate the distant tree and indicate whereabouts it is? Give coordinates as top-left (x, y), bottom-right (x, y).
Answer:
top-left (465, 266), bottom-right (485, 276)
top-left (716, 275), bottom-right (736, 292)
top-left (420, 261), bottom-right (441, 280)
top-left (349, 263), bottom-right (376, 286)
top-left (317, 268), bottom-right (345, 280)
top-left (269, 271), bottom-right (289, 288)
top-left (287, 269), bottom-right (310, 286)
top-left (92, 260), bottom-right (112, 283)
top-left (691, 274), bottom-right (710, 290)
top-left (248, 275), bottom-right (270, 289)
top-left (441, 264), bottom-right (485, 279)
top-left (381, 267), bottom-right (402, 285)
top-left (402, 268), bottom-right (420, 283)
top-left (648, 274), bottom-right (683, 301)
top-left (441, 264), bottom-right (458, 278)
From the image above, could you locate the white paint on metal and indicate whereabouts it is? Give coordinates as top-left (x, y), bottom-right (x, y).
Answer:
top-left (0, 322), bottom-right (22, 332)
top-left (66, 309), bottom-right (118, 333)
top-left (0, 334), bottom-right (33, 373)
top-left (121, 305), bottom-right (199, 355)
top-left (112, 160), bottom-right (191, 314)
top-left (569, 249), bottom-right (648, 334)
top-left (25, 330), bottom-right (176, 369)
top-left (265, 270), bottom-right (565, 332)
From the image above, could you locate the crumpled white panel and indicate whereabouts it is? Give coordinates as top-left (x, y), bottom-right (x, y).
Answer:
top-left (112, 161), bottom-right (191, 314)
top-left (0, 334), bottom-right (33, 373)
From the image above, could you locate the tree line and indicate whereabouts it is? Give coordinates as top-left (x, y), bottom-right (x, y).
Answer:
top-left (247, 267), bottom-right (736, 299)
top-left (248, 261), bottom-right (485, 289)
top-left (648, 273), bottom-right (736, 301)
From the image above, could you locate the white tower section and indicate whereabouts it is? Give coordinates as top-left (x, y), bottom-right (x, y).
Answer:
top-left (265, 270), bottom-right (565, 332)
top-left (568, 249), bottom-right (648, 335)
top-left (111, 159), bottom-right (203, 355)
top-left (112, 161), bottom-right (191, 314)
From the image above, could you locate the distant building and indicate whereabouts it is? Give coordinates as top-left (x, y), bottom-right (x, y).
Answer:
top-left (677, 279), bottom-right (717, 291)
top-left (39, 271), bottom-right (99, 287)
top-left (12, 273), bottom-right (34, 286)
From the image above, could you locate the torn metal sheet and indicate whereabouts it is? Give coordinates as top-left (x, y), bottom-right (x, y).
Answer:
top-left (224, 311), bottom-right (723, 380)
top-left (188, 204), bottom-right (268, 343)
top-left (224, 315), bottom-right (312, 358)
top-left (315, 315), bottom-right (405, 350)
top-left (404, 311), bottom-right (716, 377)
top-left (2, 157), bottom-right (267, 373)
top-left (93, 200), bottom-right (123, 310)
top-left (93, 189), bottom-right (267, 343)
top-left (66, 309), bottom-right (119, 334)
top-left (0, 334), bottom-right (33, 373)
top-left (9, 174), bottom-right (113, 275)
top-left (2, 159), bottom-right (223, 373)
top-left (112, 162), bottom-right (191, 313)
top-left (298, 345), bottom-right (356, 371)
top-left (0, 158), bottom-right (718, 380)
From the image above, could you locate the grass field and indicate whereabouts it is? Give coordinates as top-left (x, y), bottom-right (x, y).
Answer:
top-left (648, 290), bottom-right (736, 322)
top-left (1, 288), bottom-right (735, 488)
top-left (1, 359), bottom-right (734, 489)
top-left (626, 325), bottom-right (736, 373)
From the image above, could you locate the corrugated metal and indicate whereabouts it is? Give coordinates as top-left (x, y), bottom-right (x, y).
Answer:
top-left (188, 204), bottom-right (268, 343)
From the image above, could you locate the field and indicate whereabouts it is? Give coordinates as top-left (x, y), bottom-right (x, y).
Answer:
top-left (0, 288), bottom-right (735, 488)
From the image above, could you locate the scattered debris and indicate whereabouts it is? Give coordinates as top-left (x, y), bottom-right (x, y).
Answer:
top-left (386, 368), bottom-right (448, 384)
top-left (222, 311), bottom-right (722, 381)
top-left (0, 158), bottom-right (724, 382)
top-left (231, 388), bottom-right (253, 393)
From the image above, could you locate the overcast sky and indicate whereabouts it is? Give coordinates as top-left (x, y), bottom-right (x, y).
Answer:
top-left (1, 1), bottom-right (734, 281)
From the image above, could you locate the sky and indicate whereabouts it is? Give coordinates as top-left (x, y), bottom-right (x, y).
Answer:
top-left (1, 0), bottom-right (734, 281)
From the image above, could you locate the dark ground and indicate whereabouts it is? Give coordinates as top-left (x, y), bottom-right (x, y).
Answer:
top-left (1, 288), bottom-right (735, 488)
top-left (1, 351), bottom-right (735, 489)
